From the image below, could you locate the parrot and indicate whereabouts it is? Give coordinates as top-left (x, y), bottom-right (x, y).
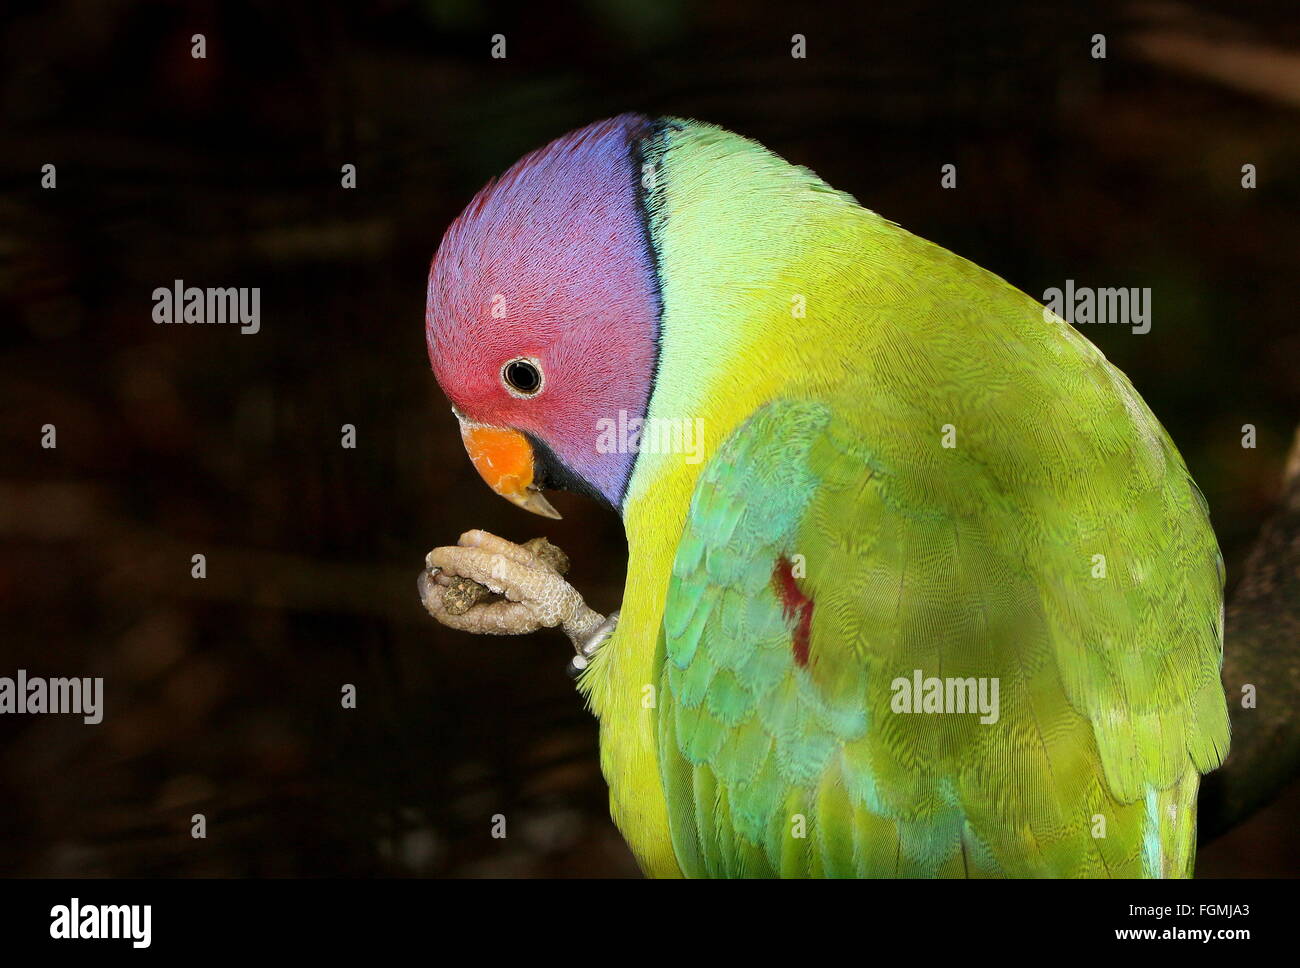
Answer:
top-left (422, 112), bottom-right (1230, 878)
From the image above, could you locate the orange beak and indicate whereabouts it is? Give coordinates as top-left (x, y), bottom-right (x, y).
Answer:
top-left (455, 411), bottom-right (562, 519)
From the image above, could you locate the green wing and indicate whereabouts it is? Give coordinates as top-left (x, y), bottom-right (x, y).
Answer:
top-left (657, 395), bottom-right (1228, 877)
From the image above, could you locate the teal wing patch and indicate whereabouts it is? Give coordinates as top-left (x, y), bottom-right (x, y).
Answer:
top-left (656, 398), bottom-right (1227, 878)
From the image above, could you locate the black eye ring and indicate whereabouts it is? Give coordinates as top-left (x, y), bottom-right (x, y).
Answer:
top-left (502, 357), bottom-right (544, 397)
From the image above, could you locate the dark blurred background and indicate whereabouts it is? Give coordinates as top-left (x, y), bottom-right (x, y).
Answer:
top-left (1, 0), bottom-right (1297, 877)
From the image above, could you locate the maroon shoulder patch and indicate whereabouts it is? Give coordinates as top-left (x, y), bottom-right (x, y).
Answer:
top-left (772, 556), bottom-right (814, 667)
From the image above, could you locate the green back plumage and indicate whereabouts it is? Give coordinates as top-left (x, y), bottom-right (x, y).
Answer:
top-left (581, 119), bottom-right (1228, 878)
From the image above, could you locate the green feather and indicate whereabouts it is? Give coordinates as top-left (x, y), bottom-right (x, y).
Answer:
top-left (656, 391), bottom-right (1226, 877)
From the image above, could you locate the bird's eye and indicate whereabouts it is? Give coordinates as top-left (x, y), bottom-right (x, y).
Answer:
top-left (502, 357), bottom-right (543, 397)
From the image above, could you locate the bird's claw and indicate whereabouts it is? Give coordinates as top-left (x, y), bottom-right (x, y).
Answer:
top-left (419, 530), bottom-right (611, 668)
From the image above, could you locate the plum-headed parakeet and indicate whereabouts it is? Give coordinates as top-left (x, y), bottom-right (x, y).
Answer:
top-left (422, 114), bottom-right (1229, 878)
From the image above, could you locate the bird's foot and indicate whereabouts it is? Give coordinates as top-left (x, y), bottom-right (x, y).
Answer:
top-left (419, 530), bottom-right (614, 673)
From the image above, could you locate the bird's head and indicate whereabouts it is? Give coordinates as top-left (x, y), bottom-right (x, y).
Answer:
top-left (425, 114), bottom-right (663, 519)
